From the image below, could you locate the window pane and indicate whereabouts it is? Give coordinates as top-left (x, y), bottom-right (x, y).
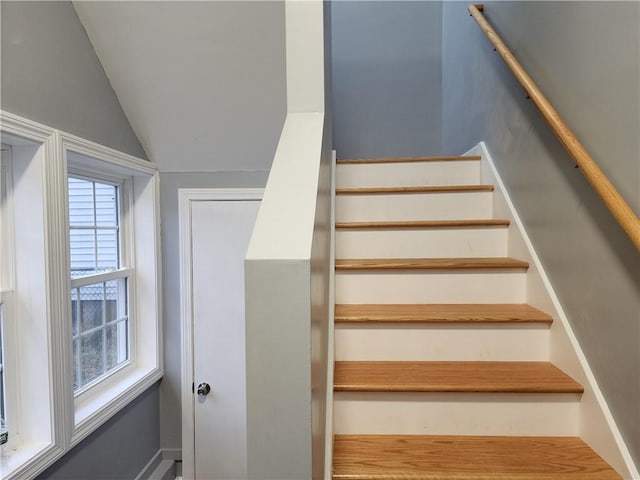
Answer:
top-left (70, 229), bottom-right (97, 277)
top-left (71, 288), bottom-right (79, 336)
top-left (73, 338), bottom-right (80, 390)
top-left (68, 177), bottom-right (95, 226)
top-left (80, 330), bottom-right (104, 387)
top-left (79, 284), bottom-right (104, 333)
top-left (106, 320), bottom-right (128, 370)
top-left (72, 279), bottom-right (128, 392)
top-left (68, 177), bottom-right (120, 278)
top-left (95, 183), bottom-right (118, 227)
top-left (105, 280), bottom-right (119, 322)
top-left (97, 229), bottom-right (119, 271)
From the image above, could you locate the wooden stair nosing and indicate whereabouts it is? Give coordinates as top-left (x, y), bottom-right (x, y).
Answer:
top-left (332, 435), bottom-right (622, 480)
top-left (333, 361), bottom-right (584, 393)
top-left (334, 303), bottom-right (553, 324)
top-left (335, 257), bottom-right (529, 271)
top-left (337, 155), bottom-right (481, 164)
top-left (336, 185), bottom-right (494, 195)
top-left (336, 219), bottom-right (510, 229)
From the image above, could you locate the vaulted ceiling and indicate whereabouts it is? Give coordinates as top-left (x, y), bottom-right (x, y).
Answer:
top-left (73, 1), bottom-right (287, 173)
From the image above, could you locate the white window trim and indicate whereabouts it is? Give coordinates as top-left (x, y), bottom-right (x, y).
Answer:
top-left (0, 114), bottom-right (67, 480)
top-left (0, 111), bottom-right (162, 480)
top-left (60, 132), bottom-right (162, 447)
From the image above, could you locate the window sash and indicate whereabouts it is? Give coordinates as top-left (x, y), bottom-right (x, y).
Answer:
top-left (68, 173), bottom-right (130, 396)
top-left (70, 268), bottom-right (133, 289)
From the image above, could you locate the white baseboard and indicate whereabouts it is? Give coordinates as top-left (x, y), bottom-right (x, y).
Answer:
top-left (467, 141), bottom-right (639, 480)
top-left (135, 449), bottom-right (182, 480)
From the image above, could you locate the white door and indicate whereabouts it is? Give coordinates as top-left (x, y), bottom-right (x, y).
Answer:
top-left (180, 189), bottom-right (262, 480)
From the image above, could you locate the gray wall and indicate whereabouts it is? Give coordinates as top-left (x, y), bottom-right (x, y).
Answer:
top-left (331, 0), bottom-right (442, 159)
top-left (159, 171), bottom-right (269, 452)
top-left (442, 1), bottom-right (639, 467)
top-left (37, 383), bottom-right (160, 480)
top-left (0, 1), bottom-right (146, 159)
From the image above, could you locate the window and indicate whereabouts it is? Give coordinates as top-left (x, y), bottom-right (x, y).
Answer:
top-left (0, 112), bottom-right (162, 480)
top-left (68, 177), bottom-right (129, 392)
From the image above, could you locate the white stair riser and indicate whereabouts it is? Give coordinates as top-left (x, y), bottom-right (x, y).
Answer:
top-left (336, 192), bottom-right (493, 222)
top-left (335, 271), bottom-right (526, 304)
top-left (335, 324), bottom-right (549, 361)
top-left (336, 162), bottom-right (481, 189)
top-left (336, 227), bottom-right (508, 258)
top-left (333, 392), bottom-right (580, 436)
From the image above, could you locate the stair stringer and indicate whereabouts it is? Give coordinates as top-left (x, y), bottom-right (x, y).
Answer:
top-left (468, 141), bottom-right (639, 480)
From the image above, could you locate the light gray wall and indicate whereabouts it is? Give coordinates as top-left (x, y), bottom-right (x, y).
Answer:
top-left (72, 1), bottom-right (286, 173)
top-left (331, 0), bottom-right (442, 159)
top-left (37, 383), bottom-right (160, 480)
top-left (0, 1), bottom-right (146, 159)
top-left (442, 1), bottom-right (639, 467)
top-left (159, 171), bottom-right (269, 451)
top-left (157, 3), bottom-right (287, 455)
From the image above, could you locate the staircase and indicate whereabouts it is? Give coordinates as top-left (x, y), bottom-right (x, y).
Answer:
top-left (331, 155), bottom-right (621, 479)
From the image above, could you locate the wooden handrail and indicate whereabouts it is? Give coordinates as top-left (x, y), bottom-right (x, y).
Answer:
top-left (468, 4), bottom-right (640, 250)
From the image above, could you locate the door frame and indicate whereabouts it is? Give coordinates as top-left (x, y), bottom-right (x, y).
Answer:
top-left (178, 188), bottom-right (263, 480)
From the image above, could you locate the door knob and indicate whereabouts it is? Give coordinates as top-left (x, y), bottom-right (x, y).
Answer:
top-left (197, 382), bottom-right (211, 396)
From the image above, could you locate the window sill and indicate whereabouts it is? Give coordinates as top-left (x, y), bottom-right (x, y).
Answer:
top-left (1, 441), bottom-right (64, 480)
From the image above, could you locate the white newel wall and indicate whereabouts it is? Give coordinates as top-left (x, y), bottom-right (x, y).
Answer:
top-left (244, 1), bottom-right (332, 479)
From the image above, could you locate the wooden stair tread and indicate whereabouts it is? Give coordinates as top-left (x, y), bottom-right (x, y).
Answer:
top-left (337, 185), bottom-right (494, 195)
top-left (337, 155), bottom-right (481, 164)
top-left (335, 304), bottom-right (553, 324)
top-left (333, 435), bottom-right (621, 479)
top-left (333, 361), bottom-right (583, 393)
top-left (336, 257), bottom-right (529, 271)
top-left (336, 219), bottom-right (510, 229)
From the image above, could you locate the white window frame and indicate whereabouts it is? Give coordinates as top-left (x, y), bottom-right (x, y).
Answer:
top-left (0, 111), bottom-right (162, 480)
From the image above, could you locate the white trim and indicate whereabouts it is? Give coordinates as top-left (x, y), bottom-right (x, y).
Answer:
top-left (70, 267), bottom-right (133, 288)
top-left (60, 132), bottom-right (155, 176)
top-left (0, 111), bottom-right (55, 143)
top-left (69, 170), bottom-right (162, 446)
top-left (134, 448), bottom-right (182, 480)
top-left (324, 150), bottom-right (336, 480)
top-left (0, 116), bottom-right (66, 480)
top-left (134, 448), bottom-right (163, 480)
top-left (44, 131), bottom-right (73, 451)
top-left (470, 141), bottom-right (640, 479)
top-left (179, 188), bottom-right (263, 480)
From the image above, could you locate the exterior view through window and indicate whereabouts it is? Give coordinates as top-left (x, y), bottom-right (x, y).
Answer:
top-left (69, 177), bottom-right (128, 391)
